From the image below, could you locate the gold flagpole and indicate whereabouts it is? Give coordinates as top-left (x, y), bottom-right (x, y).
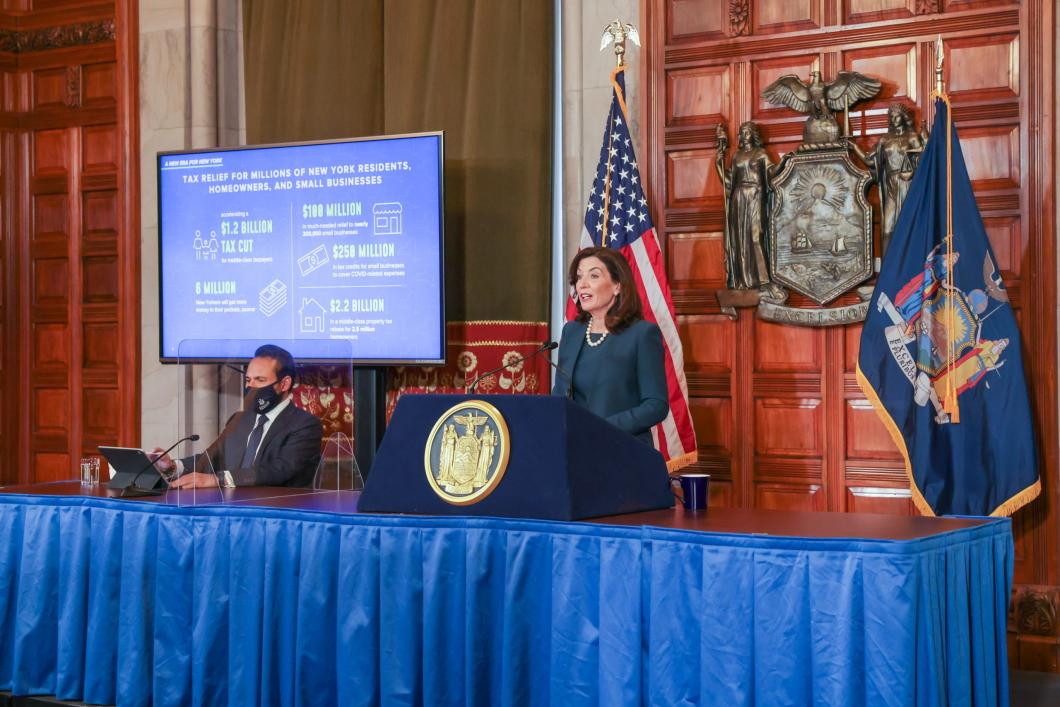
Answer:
top-left (932, 36), bottom-right (960, 423)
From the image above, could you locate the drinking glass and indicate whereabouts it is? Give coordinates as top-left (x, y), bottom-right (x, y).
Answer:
top-left (80, 456), bottom-right (100, 486)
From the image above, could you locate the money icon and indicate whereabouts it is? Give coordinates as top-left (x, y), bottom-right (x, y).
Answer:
top-left (259, 279), bottom-right (288, 317)
top-left (297, 244), bottom-right (330, 276)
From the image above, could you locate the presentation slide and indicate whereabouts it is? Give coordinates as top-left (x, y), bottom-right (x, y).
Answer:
top-left (158, 133), bottom-right (444, 363)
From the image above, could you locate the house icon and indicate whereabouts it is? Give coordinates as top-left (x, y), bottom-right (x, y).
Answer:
top-left (299, 297), bottom-right (326, 333)
top-left (373, 202), bottom-right (403, 236)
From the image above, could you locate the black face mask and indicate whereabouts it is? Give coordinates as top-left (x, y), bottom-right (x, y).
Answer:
top-left (246, 383), bottom-right (282, 414)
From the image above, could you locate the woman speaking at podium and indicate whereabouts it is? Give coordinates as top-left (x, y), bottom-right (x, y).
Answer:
top-left (551, 247), bottom-right (669, 445)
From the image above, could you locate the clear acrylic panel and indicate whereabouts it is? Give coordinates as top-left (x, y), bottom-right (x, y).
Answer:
top-left (164, 450), bottom-right (223, 507)
top-left (312, 432), bottom-right (363, 491)
top-left (170, 339), bottom-right (355, 498)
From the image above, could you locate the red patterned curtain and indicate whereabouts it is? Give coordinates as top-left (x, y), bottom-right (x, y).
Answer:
top-left (293, 368), bottom-right (354, 441)
top-left (385, 321), bottom-right (551, 418)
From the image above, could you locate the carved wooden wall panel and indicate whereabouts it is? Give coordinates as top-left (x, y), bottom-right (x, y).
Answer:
top-left (941, 0), bottom-right (1015, 13)
top-left (33, 68), bottom-right (68, 109)
top-left (82, 124), bottom-right (116, 170)
top-left (666, 148), bottom-right (722, 206)
top-left (754, 321), bottom-right (821, 371)
top-left (983, 216), bottom-right (1020, 274)
top-left (667, 66), bottom-right (730, 126)
top-left (960, 126), bottom-right (1019, 189)
top-left (947, 35), bottom-right (1018, 99)
top-left (681, 315), bottom-right (736, 370)
top-left (754, 398), bottom-right (821, 455)
top-left (0, 0), bottom-right (138, 485)
top-left (752, 0), bottom-right (821, 35)
top-left (668, 232), bottom-right (726, 288)
top-left (844, 398), bottom-right (893, 454)
top-left (81, 62), bottom-right (114, 104)
top-left (33, 193), bottom-right (64, 235)
top-left (33, 127), bottom-right (65, 172)
top-left (844, 0), bottom-right (915, 25)
top-left (668, 0), bottom-right (726, 42)
top-left (646, 0), bottom-right (1056, 669)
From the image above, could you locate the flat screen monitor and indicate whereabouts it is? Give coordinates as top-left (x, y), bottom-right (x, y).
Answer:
top-left (157, 131), bottom-right (445, 364)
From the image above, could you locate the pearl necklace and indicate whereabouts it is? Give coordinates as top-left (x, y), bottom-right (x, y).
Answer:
top-left (585, 320), bottom-right (609, 347)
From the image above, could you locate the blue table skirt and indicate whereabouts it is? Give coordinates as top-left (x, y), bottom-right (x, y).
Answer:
top-left (0, 494), bottom-right (1011, 707)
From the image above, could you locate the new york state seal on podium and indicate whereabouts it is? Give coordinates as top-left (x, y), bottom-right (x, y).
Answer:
top-left (423, 400), bottom-right (511, 505)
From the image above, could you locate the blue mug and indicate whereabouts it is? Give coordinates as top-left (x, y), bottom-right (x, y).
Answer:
top-left (678, 473), bottom-right (710, 511)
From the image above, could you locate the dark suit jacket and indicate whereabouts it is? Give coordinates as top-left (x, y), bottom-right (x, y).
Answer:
top-left (551, 318), bottom-right (669, 444)
top-left (188, 401), bottom-right (323, 487)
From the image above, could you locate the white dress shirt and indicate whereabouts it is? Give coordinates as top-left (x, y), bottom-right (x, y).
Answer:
top-left (242, 396), bottom-right (292, 460)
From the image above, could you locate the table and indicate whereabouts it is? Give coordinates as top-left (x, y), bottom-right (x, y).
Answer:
top-left (0, 482), bottom-right (1012, 706)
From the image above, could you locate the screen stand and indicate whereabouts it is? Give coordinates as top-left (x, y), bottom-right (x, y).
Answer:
top-left (354, 368), bottom-right (387, 478)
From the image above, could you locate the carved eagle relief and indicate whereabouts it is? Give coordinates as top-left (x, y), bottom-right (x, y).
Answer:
top-left (762, 70), bottom-right (882, 118)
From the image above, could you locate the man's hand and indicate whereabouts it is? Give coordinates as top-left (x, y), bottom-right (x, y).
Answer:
top-left (148, 447), bottom-right (175, 473)
top-left (169, 472), bottom-right (218, 489)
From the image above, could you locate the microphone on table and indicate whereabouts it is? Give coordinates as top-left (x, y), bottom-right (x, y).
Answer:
top-left (120, 434), bottom-right (201, 497)
top-left (467, 341), bottom-right (558, 394)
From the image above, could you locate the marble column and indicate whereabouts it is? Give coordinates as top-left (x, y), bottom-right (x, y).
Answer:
top-left (561, 0), bottom-right (641, 267)
top-left (139, 0), bottom-right (244, 447)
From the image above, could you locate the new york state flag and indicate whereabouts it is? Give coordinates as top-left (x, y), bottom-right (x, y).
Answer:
top-left (856, 99), bottom-right (1039, 517)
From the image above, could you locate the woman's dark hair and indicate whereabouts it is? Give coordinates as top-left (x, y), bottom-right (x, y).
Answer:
top-left (568, 246), bottom-right (643, 333)
top-left (253, 344), bottom-right (297, 384)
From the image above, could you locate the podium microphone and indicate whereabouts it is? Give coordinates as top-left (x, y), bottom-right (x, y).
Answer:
top-left (119, 434), bottom-right (200, 497)
top-left (467, 341), bottom-right (558, 394)
top-left (547, 354), bottom-right (575, 399)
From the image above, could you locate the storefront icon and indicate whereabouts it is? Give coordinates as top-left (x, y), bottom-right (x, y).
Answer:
top-left (373, 202), bottom-right (403, 236)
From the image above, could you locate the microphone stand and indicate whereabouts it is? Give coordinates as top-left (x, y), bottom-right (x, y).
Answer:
top-left (545, 355), bottom-right (575, 399)
top-left (467, 341), bottom-right (557, 394)
top-left (120, 434), bottom-right (200, 498)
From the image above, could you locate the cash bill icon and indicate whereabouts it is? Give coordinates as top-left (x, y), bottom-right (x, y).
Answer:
top-left (297, 244), bottom-right (330, 276)
top-left (259, 279), bottom-right (288, 317)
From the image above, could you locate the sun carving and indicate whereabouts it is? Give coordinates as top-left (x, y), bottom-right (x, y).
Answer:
top-left (789, 166), bottom-right (848, 213)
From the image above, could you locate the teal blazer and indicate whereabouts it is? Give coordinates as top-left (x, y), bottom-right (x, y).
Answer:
top-left (551, 318), bottom-right (669, 444)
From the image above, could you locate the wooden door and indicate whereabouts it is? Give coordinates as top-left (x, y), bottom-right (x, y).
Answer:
top-left (0, 0), bottom-right (139, 485)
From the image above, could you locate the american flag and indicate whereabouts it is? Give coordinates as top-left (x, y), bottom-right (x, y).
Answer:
top-left (569, 66), bottom-right (697, 470)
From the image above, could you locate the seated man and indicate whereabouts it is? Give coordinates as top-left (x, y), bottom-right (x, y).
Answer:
top-left (153, 344), bottom-right (323, 488)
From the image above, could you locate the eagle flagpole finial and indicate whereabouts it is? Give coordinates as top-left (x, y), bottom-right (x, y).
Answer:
top-left (600, 19), bottom-right (640, 67)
